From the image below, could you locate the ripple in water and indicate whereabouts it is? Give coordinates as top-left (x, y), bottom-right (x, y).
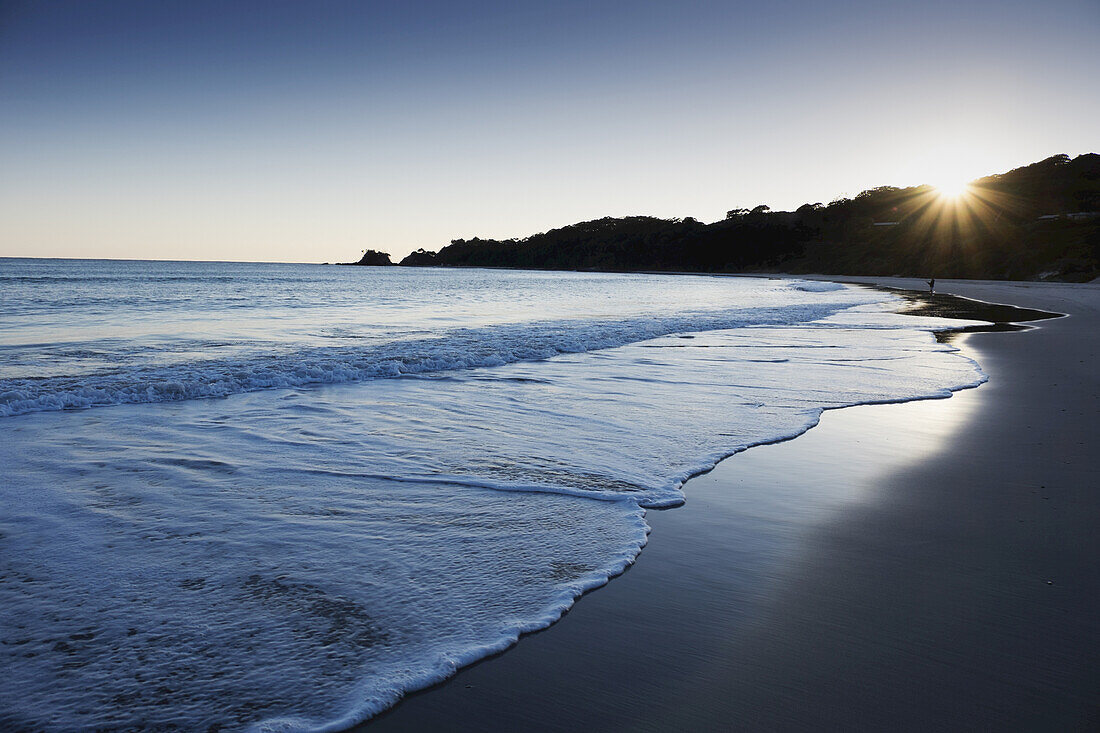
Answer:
top-left (0, 262), bottom-right (989, 730)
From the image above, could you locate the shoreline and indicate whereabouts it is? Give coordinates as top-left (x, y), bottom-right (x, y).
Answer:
top-left (360, 277), bottom-right (1098, 731)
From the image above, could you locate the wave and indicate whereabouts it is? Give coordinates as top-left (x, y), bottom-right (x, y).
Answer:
top-left (0, 301), bottom-right (862, 417)
top-left (0, 275), bottom-right (994, 732)
top-left (788, 279), bottom-right (847, 292)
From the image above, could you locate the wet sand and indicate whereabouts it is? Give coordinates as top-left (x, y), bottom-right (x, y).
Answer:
top-left (361, 278), bottom-right (1099, 731)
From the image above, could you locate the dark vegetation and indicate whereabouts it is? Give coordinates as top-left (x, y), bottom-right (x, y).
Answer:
top-left (344, 249), bottom-right (392, 266)
top-left (357, 154), bottom-right (1100, 281)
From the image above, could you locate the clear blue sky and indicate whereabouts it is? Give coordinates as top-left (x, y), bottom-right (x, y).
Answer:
top-left (1, 0), bottom-right (1097, 262)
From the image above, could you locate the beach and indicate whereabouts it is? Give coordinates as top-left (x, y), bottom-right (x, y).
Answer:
top-left (9, 264), bottom-right (988, 730)
top-left (3, 266), bottom-right (1095, 730)
top-left (363, 278), bottom-right (1099, 731)
top-left (6, 1), bottom-right (1097, 728)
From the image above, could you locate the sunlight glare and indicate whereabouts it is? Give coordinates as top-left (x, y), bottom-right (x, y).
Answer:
top-left (935, 177), bottom-right (972, 199)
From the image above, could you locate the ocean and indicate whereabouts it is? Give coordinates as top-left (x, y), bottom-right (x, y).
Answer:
top-left (0, 259), bottom-right (986, 731)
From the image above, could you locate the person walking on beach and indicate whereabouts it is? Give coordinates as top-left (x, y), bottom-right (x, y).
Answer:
top-left (927, 277), bottom-right (935, 294)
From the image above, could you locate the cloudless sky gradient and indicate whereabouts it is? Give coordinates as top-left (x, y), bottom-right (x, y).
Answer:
top-left (1, 0), bottom-right (1097, 262)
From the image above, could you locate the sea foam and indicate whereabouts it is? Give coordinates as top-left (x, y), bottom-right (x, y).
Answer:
top-left (0, 291), bottom-right (886, 417)
top-left (0, 263), bottom-right (989, 731)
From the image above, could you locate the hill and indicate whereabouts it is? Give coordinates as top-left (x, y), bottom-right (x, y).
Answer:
top-left (374, 153), bottom-right (1099, 281)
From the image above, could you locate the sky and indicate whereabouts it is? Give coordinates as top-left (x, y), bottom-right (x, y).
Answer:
top-left (1, 0), bottom-right (1097, 263)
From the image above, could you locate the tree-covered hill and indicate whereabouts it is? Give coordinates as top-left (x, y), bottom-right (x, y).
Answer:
top-left (371, 153), bottom-right (1099, 281)
top-left (342, 249), bottom-right (392, 266)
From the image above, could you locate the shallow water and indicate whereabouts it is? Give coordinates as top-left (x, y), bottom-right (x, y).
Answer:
top-left (0, 261), bottom-right (987, 730)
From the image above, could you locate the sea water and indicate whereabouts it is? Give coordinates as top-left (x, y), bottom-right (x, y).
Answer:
top-left (0, 260), bottom-right (986, 730)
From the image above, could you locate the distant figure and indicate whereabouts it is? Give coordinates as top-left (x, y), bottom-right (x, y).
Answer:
top-left (927, 277), bottom-right (935, 294)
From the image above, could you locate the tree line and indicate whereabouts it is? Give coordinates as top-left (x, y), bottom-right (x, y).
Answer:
top-left (347, 153), bottom-right (1100, 281)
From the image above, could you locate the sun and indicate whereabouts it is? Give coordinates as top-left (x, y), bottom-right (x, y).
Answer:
top-left (934, 176), bottom-right (972, 200)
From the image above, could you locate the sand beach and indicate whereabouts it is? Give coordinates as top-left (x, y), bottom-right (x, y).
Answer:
top-left (364, 278), bottom-right (1099, 731)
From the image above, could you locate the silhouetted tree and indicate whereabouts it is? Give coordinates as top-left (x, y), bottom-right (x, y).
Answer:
top-left (358, 154), bottom-right (1099, 281)
top-left (399, 249), bottom-right (440, 266)
top-left (351, 249), bottom-right (392, 266)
